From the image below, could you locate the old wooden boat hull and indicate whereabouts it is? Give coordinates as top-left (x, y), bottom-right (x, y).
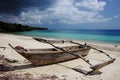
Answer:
top-left (9, 44), bottom-right (90, 66)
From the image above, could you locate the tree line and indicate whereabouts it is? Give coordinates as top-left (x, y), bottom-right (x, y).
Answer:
top-left (0, 21), bottom-right (48, 32)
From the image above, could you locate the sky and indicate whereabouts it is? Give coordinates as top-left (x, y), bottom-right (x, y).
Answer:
top-left (0, 0), bottom-right (120, 30)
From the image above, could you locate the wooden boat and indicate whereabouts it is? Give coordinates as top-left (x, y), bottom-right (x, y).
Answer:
top-left (8, 44), bottom-right (90, 66)
top-left (33, 37), bottom-right (70, 44)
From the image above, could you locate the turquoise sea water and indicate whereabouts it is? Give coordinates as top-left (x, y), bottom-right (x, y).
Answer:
top-left (12, 30), bottom-right (120, 44)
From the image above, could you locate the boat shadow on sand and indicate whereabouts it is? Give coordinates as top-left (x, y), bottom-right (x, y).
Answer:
top-left (14, 58), bottom-right (78, 70)
top-left (14, 64), bottom-right (35, 70)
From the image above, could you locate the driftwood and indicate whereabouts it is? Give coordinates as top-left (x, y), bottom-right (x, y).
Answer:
top-left (0, 54), bottom-right (17, 71)
top-left (0, 63), bottom-right (15, 71)
top-left (3, 58), bottom-right (18, 63)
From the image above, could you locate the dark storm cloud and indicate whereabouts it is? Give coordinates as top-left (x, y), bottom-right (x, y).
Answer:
top-left (0, 0), bottom-right (54, 15)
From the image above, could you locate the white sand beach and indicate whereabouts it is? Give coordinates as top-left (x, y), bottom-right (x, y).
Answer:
top-left (0, 33), bottom-right (120, 80)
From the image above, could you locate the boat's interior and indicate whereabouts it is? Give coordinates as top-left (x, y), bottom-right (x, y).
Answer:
top-left (14, 45), bottom-right (89, 55)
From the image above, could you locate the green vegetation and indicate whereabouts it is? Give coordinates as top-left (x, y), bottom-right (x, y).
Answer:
top-left (0, 21), bottom-right (48, 32)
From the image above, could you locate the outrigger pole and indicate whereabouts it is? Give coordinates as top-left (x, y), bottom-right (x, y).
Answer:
top-left (69, 41), bottom-right (114, 60)
top-left (39, 39), bottom-right (115, 75)
top-left (70, 41), bottom-right (115, 74)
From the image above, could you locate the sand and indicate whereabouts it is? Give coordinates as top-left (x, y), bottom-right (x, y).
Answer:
top-left (0, 33), bottom-right (120, 80)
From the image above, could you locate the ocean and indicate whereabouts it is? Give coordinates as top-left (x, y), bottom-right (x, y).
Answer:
top-left (12, 29), bottom-right (120, 44)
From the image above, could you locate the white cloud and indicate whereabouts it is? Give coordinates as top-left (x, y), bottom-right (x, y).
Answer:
top-left (4, 0), bottom-right (110, 25)
top-left (75, 0), bottom-right (106, 11)
top-left (113, 15), bottom-right (120, 18)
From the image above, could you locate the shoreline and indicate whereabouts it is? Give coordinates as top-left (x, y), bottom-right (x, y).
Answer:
top-left (1, 32), bottom-right (120, 52)
top-left (0, 33), bottom-right (120, 80)
top-left (9, 32), bottom-right (120, 45)
top-left (10, 29), bottom-right (120, 45)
